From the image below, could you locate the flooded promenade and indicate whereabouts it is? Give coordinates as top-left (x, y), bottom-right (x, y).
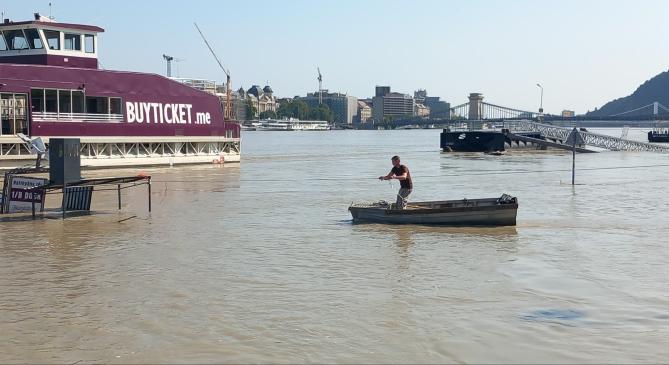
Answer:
top-left (1, 129), bottom-right (669, 363)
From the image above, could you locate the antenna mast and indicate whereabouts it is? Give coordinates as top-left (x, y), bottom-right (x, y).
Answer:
top-left (194, 22), bottom-right (232, 120)
top-left (317, 67), bottom-right (323, 105)
top-left (174, 58), bottom-right (185, 78)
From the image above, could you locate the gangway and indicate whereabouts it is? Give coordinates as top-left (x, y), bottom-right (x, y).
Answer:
top-left (504, 132), bottom-right (596, 153)
top-left (504, 120), bottom-right (669, 152)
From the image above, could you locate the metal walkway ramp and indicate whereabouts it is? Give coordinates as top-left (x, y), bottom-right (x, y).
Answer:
top-left (505, 132), bottom-right (596, 153)
top-left (505, 120), bottom-right (669, 152)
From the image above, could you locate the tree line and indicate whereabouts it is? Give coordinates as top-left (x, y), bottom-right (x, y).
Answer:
top-left (248, 99), bottom-right (334, 122)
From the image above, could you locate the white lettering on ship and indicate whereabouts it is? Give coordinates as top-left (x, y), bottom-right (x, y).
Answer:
top-left (126, 102), bottom-right (211, 125)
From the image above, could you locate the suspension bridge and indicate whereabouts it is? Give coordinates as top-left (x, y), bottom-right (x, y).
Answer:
top-left (443, 93), bottom-right (669, 152)
top-left (607, 102), bottom-right (669, 119)
top-left (448, 93), bottom-right (669, 121)
top-left (450, 93), bottom-right (539, 120)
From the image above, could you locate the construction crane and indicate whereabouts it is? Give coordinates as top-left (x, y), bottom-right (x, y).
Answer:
top-left (194, 22), bottom-right (233, 121)
top-left (317, 67), bottom-right (323, 105)
top-left (163, 54), bottom-right (174, 77)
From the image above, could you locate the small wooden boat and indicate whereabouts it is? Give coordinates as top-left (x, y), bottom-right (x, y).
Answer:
top-left (349, 194), bottom-right (518, 226)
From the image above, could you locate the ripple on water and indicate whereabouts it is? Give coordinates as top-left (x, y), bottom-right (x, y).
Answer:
top-left (2, 130), bottom-right (669, 363)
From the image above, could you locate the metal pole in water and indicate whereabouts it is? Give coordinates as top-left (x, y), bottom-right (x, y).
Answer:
top-left (566, 127), bottom-right (581, 186)
top-left (32, 189), bottom-right (36, 219)
top-left (147, 177), bottom-right (152, 212)
top-left (1, 172), bottom-right (8, 214)
top-left (117, 184), bottom-right (121, 210)
top-left (572, 140), bottom-right (576, 185)
top-left (61, 183), bottom-right (67, 219)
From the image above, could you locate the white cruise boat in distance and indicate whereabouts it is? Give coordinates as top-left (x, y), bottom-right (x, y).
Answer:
top-left (255, 118), bottom-right (330, 131)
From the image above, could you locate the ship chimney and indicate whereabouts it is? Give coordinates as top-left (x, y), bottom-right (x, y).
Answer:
top-left (34, 13), bottom-right (53, 22)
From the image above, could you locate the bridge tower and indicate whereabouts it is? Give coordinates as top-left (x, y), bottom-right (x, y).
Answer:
top-left (468, 93), bottom-right (484, 120)
top-left (654, 102), bottom-right (659, 116)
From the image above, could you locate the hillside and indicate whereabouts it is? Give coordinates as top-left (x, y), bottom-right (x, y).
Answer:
top-left (587, 70), bottom-right (669, 117)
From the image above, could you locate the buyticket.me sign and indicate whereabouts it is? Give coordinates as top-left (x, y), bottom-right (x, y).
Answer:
top-left (125, 102), bottom-right (212, 125)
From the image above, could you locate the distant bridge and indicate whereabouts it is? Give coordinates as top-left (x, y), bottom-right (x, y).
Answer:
top-left (450, 93), bottom-right (539, 120)
top-left (448, 93), bottom-right (669, 121)
top-left (369, 94), bottom-right (669, 131)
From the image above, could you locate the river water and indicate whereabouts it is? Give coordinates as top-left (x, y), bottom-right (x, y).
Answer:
top-left (1, 129), bottom-right (669, 363)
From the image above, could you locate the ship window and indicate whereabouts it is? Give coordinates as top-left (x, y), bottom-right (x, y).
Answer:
top-left (109, 97), bottom-right (122, 114)
top-left (31, 89), bottom-right (45, 113)
top-left (44, 30), bottom-right (60, 50)
top-left (59, 90), bottom-right (72, 113)
top-left (72, 90), bottom-right (85, 113)
top-left (0, 94), bottom-right (10, 135)
top-left (24, 28), bottom-right (44, 49)
top-left (0, 32), bottom-right (7, 51)
top-left (45, 89), bottom-right (58, 113)
top-left (86, 96), bottom-right (108, 114)
top-left (0, 93), bottom-right (28, 135)
top-left (3, 29), bottom-right (30, 50)
top-left (64, 33), bottom-right (81, 51)
top-left (84, 34), bottom-right (95, 53)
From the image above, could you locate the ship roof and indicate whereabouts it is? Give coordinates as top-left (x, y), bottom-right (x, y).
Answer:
top-left (0, 63), bottom-right (217, 99)
top-left (0, 20), bottom-right (104, 33)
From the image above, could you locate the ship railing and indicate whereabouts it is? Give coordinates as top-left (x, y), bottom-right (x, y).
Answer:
top-left (31, 112), bottom-right (124, 123)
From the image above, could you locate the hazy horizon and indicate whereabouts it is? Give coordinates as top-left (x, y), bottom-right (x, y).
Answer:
top-left (3, 0), bottom-right (668, 114)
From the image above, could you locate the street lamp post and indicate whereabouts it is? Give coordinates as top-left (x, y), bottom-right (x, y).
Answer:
top-left (536, 83), bottom-right (544, 121)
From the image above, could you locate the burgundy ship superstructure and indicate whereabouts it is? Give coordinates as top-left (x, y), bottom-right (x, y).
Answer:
top-left (0, 14), bottom-right (240, 167)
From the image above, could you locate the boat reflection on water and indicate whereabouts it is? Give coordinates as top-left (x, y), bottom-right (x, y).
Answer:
top-left (350, 223), bottom-right (520, 278)
top-left (352, 223), bottom-right (518, 239)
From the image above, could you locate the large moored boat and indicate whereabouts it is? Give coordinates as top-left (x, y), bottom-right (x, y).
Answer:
top-left (254, 118), bottom-right (329, 131)
top-left (0, 13), bottom-right (240, 168)
top-left (647, 122), bottom-right (669, 143)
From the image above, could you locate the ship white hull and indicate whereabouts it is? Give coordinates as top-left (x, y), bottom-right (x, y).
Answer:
top-left (0, 136), bottom-right (240, 169)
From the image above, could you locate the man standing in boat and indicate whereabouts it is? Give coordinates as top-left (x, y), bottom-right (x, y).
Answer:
top-left (379, 156), bottom-right (413, 209)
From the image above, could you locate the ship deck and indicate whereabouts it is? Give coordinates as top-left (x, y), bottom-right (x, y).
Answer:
top-left (0, 135), bottom-right (240, 168)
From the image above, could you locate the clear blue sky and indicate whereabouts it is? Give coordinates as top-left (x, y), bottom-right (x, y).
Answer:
top-left (4, 0), bottom-right (668, 114)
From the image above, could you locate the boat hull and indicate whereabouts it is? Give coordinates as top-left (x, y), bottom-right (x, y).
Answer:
top-left (349, 196), bottom-right (518, 226)
top-left (440, 131), bottom-right (506, 152)
top-left (648, 132), bottom-right (669, 143)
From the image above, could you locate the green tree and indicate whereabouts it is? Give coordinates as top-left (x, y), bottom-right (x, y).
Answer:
top-left (259, 110), bottom-right (277, 119)
top-left (245, 100), bottom-right (257, 120)
top-left (277, 101), bottom-right (294, 119)
top-left (246, 100), bottom-right (258, 120)
top-left (294, 100), bottom-right (310, 120)
top-left (309, 104), bottom-right (334, 122)
top-left (277, 99), bottom-right (310, 120)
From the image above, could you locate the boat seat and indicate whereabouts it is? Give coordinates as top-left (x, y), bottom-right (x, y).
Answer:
top-left (497, 194), bottom-right (517, 204)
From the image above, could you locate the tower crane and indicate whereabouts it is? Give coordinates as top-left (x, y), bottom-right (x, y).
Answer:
top-left (194, 22), bottom-right (233, 121)
top-left (163, 54), bottom-right (174, 77)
